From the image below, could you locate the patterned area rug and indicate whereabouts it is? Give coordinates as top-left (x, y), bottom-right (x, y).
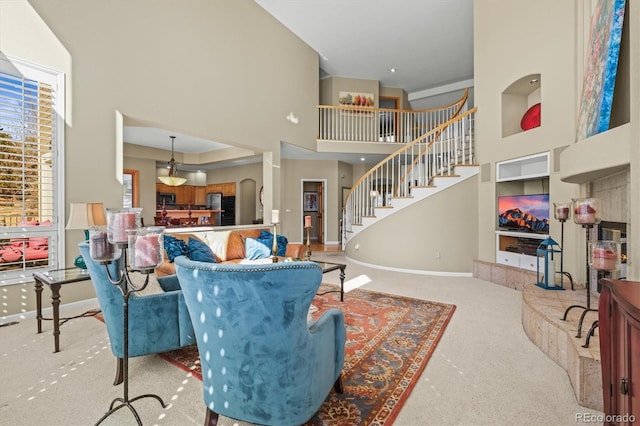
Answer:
top-left (159, 284), bottom-right (456, 425)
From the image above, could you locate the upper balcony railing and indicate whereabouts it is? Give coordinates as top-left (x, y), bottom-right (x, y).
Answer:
top-left (317, 90), bottom-right (469, 143)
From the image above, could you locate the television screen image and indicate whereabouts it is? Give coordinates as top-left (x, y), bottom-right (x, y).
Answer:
top-left (497, 194), bottom-right (550, 233)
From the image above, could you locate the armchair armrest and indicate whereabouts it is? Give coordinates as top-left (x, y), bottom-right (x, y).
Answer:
top-left (308, 308), bottom-right (346, 382)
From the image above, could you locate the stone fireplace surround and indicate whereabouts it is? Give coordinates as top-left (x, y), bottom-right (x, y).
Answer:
top-left (472, 169), bottom-right (631, 412)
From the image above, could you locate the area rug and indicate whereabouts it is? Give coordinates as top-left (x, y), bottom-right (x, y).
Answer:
top-left (159, 284), bottom-right (456, 425)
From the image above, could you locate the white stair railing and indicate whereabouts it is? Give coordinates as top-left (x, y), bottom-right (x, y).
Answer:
top-left (342, 107), bottom-right (477, 246)
top-left (318, 90), bottom-right (469, 143)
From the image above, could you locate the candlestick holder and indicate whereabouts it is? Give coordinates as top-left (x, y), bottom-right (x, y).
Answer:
top-left (272, 223), bottom-right (279, 263)
top-left (92, 228), bottom-right (166, 425)
top-left (304, 226), bottom-right (312, 260)
top-left (553, 202), bottom-right (574, 290)
top-left (161, 201), bottom-right (168, 226)
top-left (562, 197), bottom-right (600, 339)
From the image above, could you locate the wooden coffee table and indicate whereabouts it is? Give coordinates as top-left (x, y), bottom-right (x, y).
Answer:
top-left (313, 260), bottom-right (346, 301)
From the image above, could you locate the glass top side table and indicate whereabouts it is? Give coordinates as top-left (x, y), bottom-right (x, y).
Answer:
top-left (33, 267), bottom-right (98, 352)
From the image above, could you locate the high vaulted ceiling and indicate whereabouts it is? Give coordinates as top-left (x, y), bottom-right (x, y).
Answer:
top-left (129, 0), bottom-right (474, 168)
top-left (255, 0), bottom-right (474, 103)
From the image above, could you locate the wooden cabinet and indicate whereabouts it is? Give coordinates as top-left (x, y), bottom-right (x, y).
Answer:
top-left (206, 182), bottom-right (236, 196)
top-left (222, 182), bottom-right (236, 196)
top-left (156, 183), bottom-right (173, 195)
top-left (194, 186), bottom-right (206, 205)
top-left (598, 279), bottom-right (640, 425)
top-left (175, 185), bottom-right (195, 205)
top-left (207, 183), bottom-right (223, 194)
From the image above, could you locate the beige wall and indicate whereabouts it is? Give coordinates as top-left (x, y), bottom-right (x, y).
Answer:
top-left (475, 0), bottom-right (639, 281)
top-left (347, 176), bottom-right (479, 273)
top-left (0, 0), bottom-right (319, 315)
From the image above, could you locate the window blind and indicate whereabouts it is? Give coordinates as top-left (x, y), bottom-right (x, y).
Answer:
top-left (0, 62), bottom-right (61, 284)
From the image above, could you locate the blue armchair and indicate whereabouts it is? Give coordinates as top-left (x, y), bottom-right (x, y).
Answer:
top-left (174, 257), bottom-right (346, 426)
top-left (79, 242), bottom-right (196, 385)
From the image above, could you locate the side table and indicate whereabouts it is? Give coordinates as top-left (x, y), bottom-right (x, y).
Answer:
top-left (33, 268), bottom-right (99, 353)
top-left (313, 260), bottom-right (346, 301)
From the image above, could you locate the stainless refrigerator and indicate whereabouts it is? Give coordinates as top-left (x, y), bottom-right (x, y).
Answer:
top-left (206, 193), bottom-right (222, 226)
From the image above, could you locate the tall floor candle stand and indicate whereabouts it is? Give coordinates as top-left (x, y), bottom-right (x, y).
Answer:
top-left (304, 226), bottom-right (312, 260)
top-left (272, 223), bottom-right (279, 263)
top-left (94, 244), bottom-right (166, 426)
top-left (562, 224), bottom-right (596, 338)
top-left (558, 219), bottom-right (575, 290)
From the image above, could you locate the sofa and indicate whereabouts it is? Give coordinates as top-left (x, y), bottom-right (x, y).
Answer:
top-left (156, 228), bottom-right (305, 277)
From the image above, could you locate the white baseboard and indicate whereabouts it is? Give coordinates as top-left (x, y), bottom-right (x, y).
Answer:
top-left (0, 297), bottom-right (98, 326)
top-left (345, 256), bottom-right (473, 277)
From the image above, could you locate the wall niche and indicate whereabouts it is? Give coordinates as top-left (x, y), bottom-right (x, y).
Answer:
top-left (501, 73), bottom-right (541, 138)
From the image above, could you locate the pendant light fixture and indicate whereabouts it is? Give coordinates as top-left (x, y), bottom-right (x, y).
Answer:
top-left (158, 136), bottom-right (187, 186)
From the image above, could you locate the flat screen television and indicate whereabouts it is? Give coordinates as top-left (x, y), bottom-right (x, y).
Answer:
top-left (497, 194), bottom-right (550, 233)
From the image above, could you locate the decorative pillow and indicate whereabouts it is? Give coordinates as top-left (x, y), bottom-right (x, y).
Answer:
top-left (164, 234), bottom-right (189, 262)
top-left (258, 230), bottom-right (288, 256)
top-left (520, 103), bottom-right (541, 131)
top-left (201, 230), bottom-right (231, 262)
top-left (28, 237), bottom-right (48, 248)
top-left (128, 272), bottom-right (165, 297)
top-left (245, 237), bottom-right (272, 260)
top-left (188, 237), bottom-right (216, 263)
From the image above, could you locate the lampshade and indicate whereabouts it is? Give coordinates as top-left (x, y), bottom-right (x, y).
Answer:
top-left (66, 203), bottom-right (107, 230)
top-left (158, 135), bottom-right (187, 187)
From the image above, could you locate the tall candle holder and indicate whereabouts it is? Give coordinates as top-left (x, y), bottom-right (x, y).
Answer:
top-left (561, 197), bottom-right (600, 339)
top-left (553, 201), bottom-right (574, 290)
top-left (271, 210), bottom-right (279, 263)
top-left (93, 212), bottom-right (167, 426)
top-left (272, 223), bottom-right (279, 263)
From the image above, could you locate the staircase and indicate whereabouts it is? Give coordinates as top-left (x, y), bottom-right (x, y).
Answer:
top-left (342, 106), bottom-right (478, 249)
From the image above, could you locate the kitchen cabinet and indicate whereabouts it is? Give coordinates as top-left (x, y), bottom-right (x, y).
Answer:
top-left (175, 185), bottom-right (195, 205)
top-left (207, 183), bottom-right (223, 194)
top-left (598, 278), bottom-right (640, 425)
top-left (156, 183), bottom-right (173, 195)
top-left (222, 182), bottom-right (236, 196)
top-left (194, 186), bottom-right (206, 205)
top-left (207, 182), bottom-right (236, 196)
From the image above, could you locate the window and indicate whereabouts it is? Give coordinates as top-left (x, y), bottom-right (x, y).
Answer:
top-left (123, 169), bottom-right (139, 208)
top-left (0, 57), bottom-right (64, 285)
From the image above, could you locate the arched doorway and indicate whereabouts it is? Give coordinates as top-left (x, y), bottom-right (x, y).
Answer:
top-left (240, 178), bottom-right (256, 225)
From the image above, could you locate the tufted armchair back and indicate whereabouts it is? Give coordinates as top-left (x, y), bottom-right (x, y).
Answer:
top-left (174, 257), bottom-right (346, 426)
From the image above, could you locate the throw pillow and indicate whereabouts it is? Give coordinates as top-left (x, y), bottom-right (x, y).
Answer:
top-left (258, 230), bottom-right (288, 256)
top-left (245, 237), bottom-right (272, 260)
top-left (163, 235), bottom-right (189, 262)
top-left (128, 272), bottom-right (165, 297)
top-left (201, 230), bottom-right (231, 262)
top-left (188, 237), bottom-right (217, 263)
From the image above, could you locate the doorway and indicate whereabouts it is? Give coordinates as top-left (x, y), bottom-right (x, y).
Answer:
top-left (302, 179), bottom-right (326, 244)
top-left (240, 179), bottom-right (257, 225)
top-left (379, 96), bottom-right (399, 142)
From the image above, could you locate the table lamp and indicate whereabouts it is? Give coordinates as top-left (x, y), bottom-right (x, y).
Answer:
top-left (66, 202), bottom-right (107, 269)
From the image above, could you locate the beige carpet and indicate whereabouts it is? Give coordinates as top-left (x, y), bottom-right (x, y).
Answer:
top-left (0, 252), bottom-right (604, 425)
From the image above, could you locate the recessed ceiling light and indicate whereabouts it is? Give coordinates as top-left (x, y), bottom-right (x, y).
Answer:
top-left (530, 78), bottom-right (539, 84)
top-left (361, 157), bottom-right (365, 161)
top-left (390, 68), bottom-right (397, 73)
